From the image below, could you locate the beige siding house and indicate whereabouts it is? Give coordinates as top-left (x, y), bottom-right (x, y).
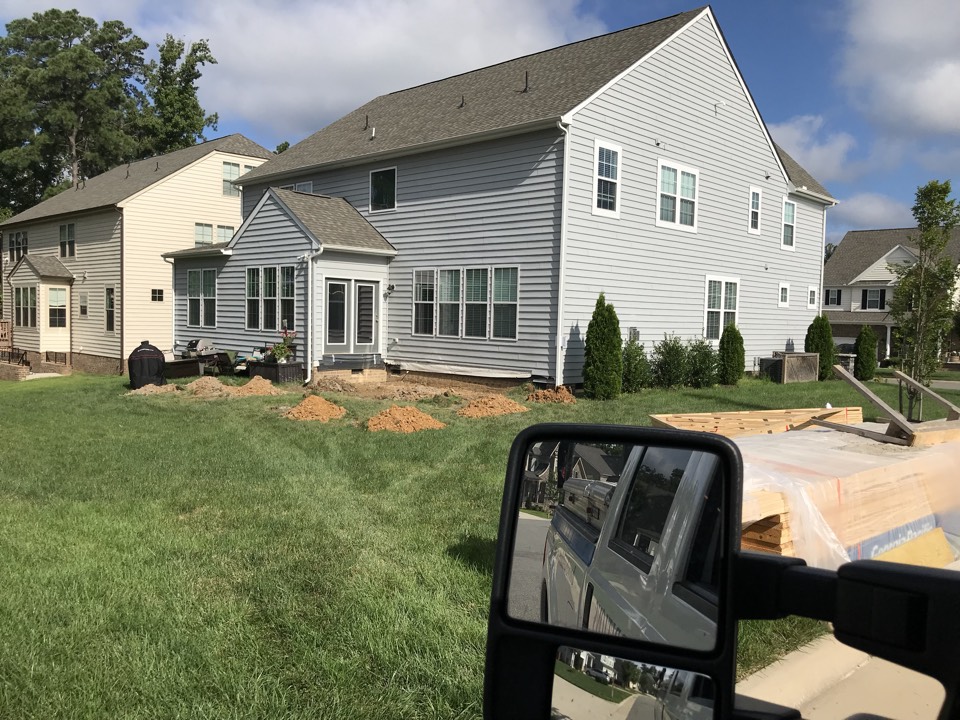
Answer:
top-left (1, 135), bottom-right (272, 374)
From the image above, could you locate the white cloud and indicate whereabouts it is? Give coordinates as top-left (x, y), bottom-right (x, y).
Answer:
top-left (831, 192), bottom-right (914, 231)
top-left (841, 0), bottom-right (960, 137)
top-left (768, 115), bottom-right (860, 184)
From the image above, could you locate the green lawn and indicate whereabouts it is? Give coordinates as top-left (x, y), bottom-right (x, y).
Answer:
top-left (1, 374), bottom-right (955, 718)
top-left (553, 661), bottom-right (631, 704)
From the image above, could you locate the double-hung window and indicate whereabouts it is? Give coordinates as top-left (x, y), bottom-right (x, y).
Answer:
top-left (748, 188), bottom-right (762, 234)
top-left (863, 288), bottom-right (885, 310)
top-left (8, 231), bottom-right (27, 262)
top-left (778, 283), bottom-right (790, 308)
top-left (705, 277), bottom-right (738, 340)
top-left (222, 162), bottom-right (240, 196)
top-left (280, 266), bottom-right (296, 330)
top-left (437, 270), bottom-right (461, 337)
top-left (492, 267), bottom-right (518, 340)
top-left (246, 269), bottom-right (261, 329)
top-left (658, 161), bottom-right (698, 230)
top-left (245, 266), bottom-right (295, 330)
top-left (217, 225), bottom-right (234, 243)
top-left (195, 223), bottom-right (213, 247)
top-left (825, 289), bottom-right (842, 307)
top-left (14, 286), bottom-right (37, 327)
top-left (49, 288), bottom-right (67, 327)
top-left (412, 266), bottom-right (518, 340)
top-left (105, 287), bottom-right (116, 332)
top-left (593, 140), bottom-right (621, 217)
top-left (781, 200), bottom-right (796, 249)
top-left (807, 287), bottom-right (818, 310)
top-left (187, 269), bottom-right (216, 328)
top-left (262, 268), bottom-right (278, 331)
top-left (413, 270), bottom-right (435, 335)
top-left (59, 224), bottom-right (76, 257)
top-left (370, 168), bottom-right (397, 212)
top-left (464, 269), bottom-right (489, 338)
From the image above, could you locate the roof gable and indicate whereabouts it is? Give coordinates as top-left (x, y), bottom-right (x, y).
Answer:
top-left (9, 254), bottom-right (74, 281)
top-left (271, 189), bottom-right (397, 256)
top-left (1, 134), bottom-right (272, 228)
top-left (824, 227), bottom-right (960, 286)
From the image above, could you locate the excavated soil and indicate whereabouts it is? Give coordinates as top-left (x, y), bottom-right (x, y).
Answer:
top-left (232, 376), bottom-right (284, 397)
top-left (126, 383), bottom-right (180, 396)
top-left (526, 386), bottom-right (577, 404)
top-left (185, 376), bottom-right (236, 397)
top-left (284, 395), bottom-right (347, 422)
top-left (457, 394), bottom-right (530, 418)
top-left (307, 377), bottom-right (358, 394)
top-left (367, 405), bottom-right (446, 433)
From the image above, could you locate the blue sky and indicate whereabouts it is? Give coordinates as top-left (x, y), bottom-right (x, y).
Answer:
top-left (1, 0), bottom-right (958, 243)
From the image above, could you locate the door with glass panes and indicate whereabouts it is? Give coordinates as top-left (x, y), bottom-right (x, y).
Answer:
top-left (324, 279), bottom-right (378, 354)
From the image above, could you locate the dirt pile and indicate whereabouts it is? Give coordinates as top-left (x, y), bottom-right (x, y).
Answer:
top-left (185, 376), bottom-right (235, 397)
top-left (233, 376), bottom-right (284, 397)
top-left (308, 377), bottom-right (357, 394)
top-left (457, 395), bottom-right (529, 418)
top-left (374, 384), bottom-right (453, 401)
top-left (126, 383), bottom-right (179, 396)
top-left (526, 386), bottom-right (576, 404)
top-left (367, 405), bottom-right (446, 433)
top-left (284, 395), bottom-right (347, 422)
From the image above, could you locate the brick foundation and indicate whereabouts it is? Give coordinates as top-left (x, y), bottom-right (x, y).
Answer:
top-left (71, 352), bottom-right (123, 375)
top-left (0, 362), bottom-right (29, 381)
top-left (311, 367), bottom-right (388, 384)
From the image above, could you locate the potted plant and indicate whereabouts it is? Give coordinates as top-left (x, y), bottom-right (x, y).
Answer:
top-left (267, 329), bottom-right (296, 363)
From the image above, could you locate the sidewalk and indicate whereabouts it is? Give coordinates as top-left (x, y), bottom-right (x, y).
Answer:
top-left (737, 635), bottom-right (944, 719)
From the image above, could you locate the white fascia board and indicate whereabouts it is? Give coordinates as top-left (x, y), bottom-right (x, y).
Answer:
top-left (322, 244), bottom-right (398, 258)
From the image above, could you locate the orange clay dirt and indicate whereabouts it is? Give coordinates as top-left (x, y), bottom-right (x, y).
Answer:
top-left (283, 395), bottom-right (347, 422)
top-left (526, 386), bottom-right (577, 404)
top-left (367, 405), bottom-right (446, 433)
top-left (457, 394), bottom-right (529, 418)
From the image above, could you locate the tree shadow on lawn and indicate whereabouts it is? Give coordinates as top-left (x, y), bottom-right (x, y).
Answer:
top-left (447, 534), bottom-right (496, 576)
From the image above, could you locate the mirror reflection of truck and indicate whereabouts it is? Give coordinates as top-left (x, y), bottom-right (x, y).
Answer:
top-left (655, 669), bottom-right (715, 720)
top-left (540, 442), bottom-right (721, 650)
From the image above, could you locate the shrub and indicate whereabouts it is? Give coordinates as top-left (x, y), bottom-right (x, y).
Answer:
top-left (717, 324), bottom-right (745, 386)
top-left (621, 339), bottom-right (651, 393)
top-left (652, 334), bottom-right (688, 388)
top-left (804, 314), bottom-right (837, 381)
top-left (583, 293), bottom-right (622, 399)
top-left (686, 338), bottom-right (717, 388)
top-left (854, 325), bottom-right (878, 381)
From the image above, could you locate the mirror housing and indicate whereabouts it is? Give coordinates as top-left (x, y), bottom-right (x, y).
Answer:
top-left (484, 423), bottom-right (744, 719)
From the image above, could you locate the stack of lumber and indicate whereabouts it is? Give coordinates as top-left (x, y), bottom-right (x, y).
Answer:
top-left (650, 407), bottom-right (863, 438)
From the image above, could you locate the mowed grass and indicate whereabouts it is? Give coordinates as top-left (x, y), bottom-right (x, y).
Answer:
top-left (1, 374), bottom-right (955, 719)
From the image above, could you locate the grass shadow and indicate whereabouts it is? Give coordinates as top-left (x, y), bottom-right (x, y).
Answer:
top-left (447, 534), bottom-right (496, 576)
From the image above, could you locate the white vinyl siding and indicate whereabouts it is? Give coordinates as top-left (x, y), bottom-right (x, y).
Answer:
top-left (592, 139), bottom-right (621, 218)
top-left (657, 160), bottom-right (698, 231)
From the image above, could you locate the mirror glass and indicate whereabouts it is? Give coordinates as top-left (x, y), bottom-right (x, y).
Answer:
top-left (551, 647), bottom-right (715, 720)
top-left (508, 438), bottom-right (723, 651)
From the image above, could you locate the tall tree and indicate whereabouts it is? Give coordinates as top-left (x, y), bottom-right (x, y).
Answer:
top-left (136, 35), bottom-right (218, 156)
top-left (889, 180), bottom-right (960, 420)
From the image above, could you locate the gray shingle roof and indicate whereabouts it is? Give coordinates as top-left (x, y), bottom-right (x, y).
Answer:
top-left (774, 143), bottom-right (834, 201)
top-left (1, 135), bottom-right (272, 227)
top-left (823, 309), bottom-right (895, 325)
top-left (824, 227), bottom-right (960, 286)
top-left (242, 8), bottom-right (707, 183)
top-left (19, 254), bottom-right (74, 280)
top-left (161, 242), bottom-right (232, 260)
top-left (273, 189), bottom-right (396, 255)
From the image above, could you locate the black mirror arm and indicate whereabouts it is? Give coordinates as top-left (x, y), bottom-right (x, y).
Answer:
top-left (733, 552), bottom-right (837, 623)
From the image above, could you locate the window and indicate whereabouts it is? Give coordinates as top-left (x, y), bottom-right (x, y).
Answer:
top-left (658, 160), bottom-right (698, 230)
top-left (59, 224), bottom-right (76, 257)
top-left (593, 140), bottom-right (621, 217)
top-left (748, 188), bottom-right (762, 234)
top-left (327, 282), bottom-right (346, 344)
top-left (438, 269), bottom-right (461, 337)
top-left (217, 225), bottom-right (234, 243)
top-left (825, 289), bottom-right (842, 306)
top-left (223, 162), bottom-right (240, 196)
top-left (262, 267), bottom-right (278, 331)
top-left (356, 284), bottom-right (374, 345)
top-left (464, 268), bottom-right (489, 338)
top-left (807, 287), bottom-right (818, 310)
top-left (14, 286), bottom-right (37, 327)
top-left (246, 269), bottom-right (260, 329)
top-left (105, 287), bottom-right (116, 332)
top-left (611, 446), bottom-right (693, 572)
top-left (48, 288), bottom-right (67, 327)
top-left (280, 266), bottom-right (295, 330)
top-left (195, 223), bottom-right (213, 247)
top-left (280, 181), bottom-right (313, 193)
top-left (8, 230), bottom-right (27, 262)
top-left (151, 289), bottom-right (164, 302)
top-left (862, 288), bottom-right (886, 310)
top-left (492, 267), bottom-right (518, 340)
top-left (705, 277), bottom-right (738, 340)
top-left (370, 168), bottom-right (397, 212)
top-left (778, 283), bottom-right (790, 308)
top-left (413, 270), bottom-right (435, 335)
top-left (79, 292), bottom-right (88, 317)
top-left (187, 269), bottom-right (216, 328)
top-left (781, 199), bottom-right (796, 249)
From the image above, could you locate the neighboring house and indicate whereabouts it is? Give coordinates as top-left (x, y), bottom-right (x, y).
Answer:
top-left (0, 135), bottom-right (272, 374)
top-left (168, 7), bottom-right (834, 385)
top-left (822, 227), bottom-right (960, 359)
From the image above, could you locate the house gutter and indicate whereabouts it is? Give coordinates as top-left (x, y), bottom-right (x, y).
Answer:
top-left (554, 118), bottom-right (572, 388)
top-left (119, 211), bottom-right (125, 373)
top-left (302, 245), bottom-right (324, 385)
top-left (163, 255), bottom-right (176, 356)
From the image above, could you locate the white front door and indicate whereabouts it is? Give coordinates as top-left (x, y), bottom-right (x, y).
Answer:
top-left (325, 279), bottom-right (379, 354)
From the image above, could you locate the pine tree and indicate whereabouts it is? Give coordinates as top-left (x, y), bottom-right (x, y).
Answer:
top-left (583, 293), bottom-right (622, 399)
top-left (717, 324), bottom-right (745, 385)
top-left (854, 326), bottom-right (878, 381)
top-left (804, 315), bottom-right (837, 381)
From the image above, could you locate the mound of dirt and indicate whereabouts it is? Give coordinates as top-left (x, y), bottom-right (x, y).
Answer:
top-left (526, 386), bottom-right (576, 404)
top-left (284, 395), bottom-right (347, 422)
top-left (374, 384), bottom-right (451, 401)
top-left (308, 377), bottom-right (357, 394)
top-left (185, 376), bottom-right (235, 397)
top-left (233, 376), bottom-right (284, 397)
top-left (458, 394), bottom-right (529, 418)
top-left (126, 383), bottom-right (179, 396)
top-left (367, 405), bottom-right (446, 433)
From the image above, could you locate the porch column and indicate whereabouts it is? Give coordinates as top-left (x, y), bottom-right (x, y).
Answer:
top-left (885, 326), bottom-right (892, 359)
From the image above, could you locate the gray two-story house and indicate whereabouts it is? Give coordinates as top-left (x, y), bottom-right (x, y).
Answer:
top-left (166, 7), bottom-right (834, 385)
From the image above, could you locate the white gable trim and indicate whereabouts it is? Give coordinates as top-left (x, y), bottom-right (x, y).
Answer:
top-left (227, 188), bottom-right (320, 251)
top-left (848, 244), bottom-right (918, 285)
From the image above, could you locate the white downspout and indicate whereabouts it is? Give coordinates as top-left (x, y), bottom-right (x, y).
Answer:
top-left (555, 118), bottom-right (572, 388)
top-left (303, 246), bottom-right (324, 385)
top-left (163, 256), bottom-right (176, 358)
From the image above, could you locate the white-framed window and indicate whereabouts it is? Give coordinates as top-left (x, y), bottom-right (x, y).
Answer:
top-left (657, 160), bottom-right (698, 231)
top-left (245, 265), bottom-right (296, 330)
top-left (412, 266), bottom-right (519, 340)
top-left (778, 283), bottom-right (790, 308)
top-left (105, 287), bottom-right (116, 333)
top-left (825, 288), bottom-right (842, 307)
top-left (748, 187), bottom-right (762, 234)
top-left (807, 287), bottom-right (818, 310)
top-left (7, 230), bottom-right (27, 262)
top-left (59, 223), bottom-right (76, 257)
top-left (195, 223), bottom-right (213, 247)
top-left (217, 225), bottom-right (234, 243)
top-left (187, 269), bottom-right (217, 328)
top-left (704, 276), bottom-right (738, 340)
top-left (48, 287), bottom-right (67, 328)
top-left (280, 181), bottom-right (313, 193)
top-left (592, 139), bottom-right (621, 218)
top-left (370, 167), bottom-right (397, 212)
top-left (14, 286), bottom-right (37, 327)
top-left (862, 288), bottom-right (886, 310)
top-left (79, 292), bottom-right (88, 317)
top-left (223, 162), bottom-right (240, 196)
top-left (781, 199), bottom-right (796, 250)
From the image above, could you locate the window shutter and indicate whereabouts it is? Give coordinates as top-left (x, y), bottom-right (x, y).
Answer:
top-left (880, 289), bottom-right (886, 308)
top-left (861, 289), bottom-right (868, 308)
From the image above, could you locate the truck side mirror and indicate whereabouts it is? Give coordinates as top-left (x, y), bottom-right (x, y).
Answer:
top-left (485, 424), bottom-right (743, 719)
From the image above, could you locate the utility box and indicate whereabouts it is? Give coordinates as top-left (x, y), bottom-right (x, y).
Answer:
top-left (759, 352), bottom-right (819, 383)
